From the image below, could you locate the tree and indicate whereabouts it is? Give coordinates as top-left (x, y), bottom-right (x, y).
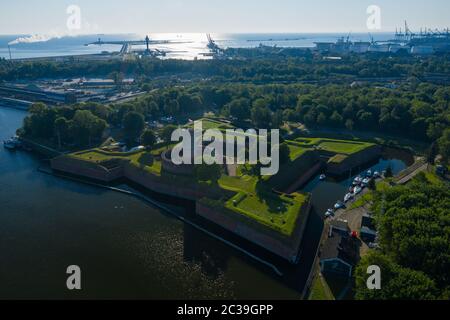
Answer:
top-left (54, 117), bottom-right (69, 149)
top-left (141, 129), bottom-right (157, 150)
top-left (251, 105), bottom-right (271, 128)
top-left (438, 128), bottom-right (450, 161)
top-left (355, 251), bottom-right (438, 300)
top-left (370, 180), bottom-right (450, 294)
top-left (345, 119), bottom-right (354, 131)
top-left (123, 111), bottom-right (145, 142)
top-left (24, 103), bottom-right (57, 138)
top-left (279, 143), bottom-right (290, 165)
top-left (164, 99), bottom-right (180, 116)
top-left (110, 71), bottom-right (124, 90)
top-left (272, 110), bottom-right (284, 129)
top-left (330, 111), bottom-right (343, 127)
top-left (317, 112), bottom-right (327, 125)
top-left (225, 98), bottom-right (251, 119)
top-left (385, 166), bottom-right (393, 178)
top-left (427, 141), bottom-right (438, 165)
top-left (70, 110), bottom-right (107, 146)
top-left (368, 178), bottom-right (376, 190)
top-left (161, 125), bottom-right (178, 145)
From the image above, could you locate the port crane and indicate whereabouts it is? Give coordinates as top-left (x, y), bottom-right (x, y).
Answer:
top-left (206, 34), bottom-right (223, 53)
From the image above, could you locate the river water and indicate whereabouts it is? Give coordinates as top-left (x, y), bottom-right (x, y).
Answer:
top-left (0, 106), bottom-right (410, 299)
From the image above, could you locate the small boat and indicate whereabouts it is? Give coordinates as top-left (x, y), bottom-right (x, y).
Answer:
top-left (3, 138), bottom-right (18, 150)
top-left (366, 170), bottom-right (372, 177)
top-left (3, 140), bottom-right (15, 150)
top-left (344, 193), bottom-right (354, 202)
top-left (325, 209), bottom-right (334, 218)
top-left (353, 176), bottom-right (362, 185)
top-left (354, 186), bottom-right (363, 194)
top-left (334, 201), bottom-right (345, 210)
top-left (373, 171), bottom-right (380, 178)
top-left (362, 178), bottom-right (371, 187)
top-left (319, 174), bottom-right (326, 181)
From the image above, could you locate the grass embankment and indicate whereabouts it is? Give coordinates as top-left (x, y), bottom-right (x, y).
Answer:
top-left (309, 274), bottom-right (335, 300)
top-left (70, 148), bottom-right (163, 175)
top-left (290, 137), bottom-right (375, 164)
top-left (219, 164), bottom-right (309, 236)
top-left (186, 118), bottom-right (235, 130)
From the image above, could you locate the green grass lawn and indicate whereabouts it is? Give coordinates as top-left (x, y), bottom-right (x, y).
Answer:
top-left (318, 140), bottom-right (373, 155)
top-left (219, 174), bottom-right (257, 193)
top-left (424, 170), bottom-right (445, 185)
top-left (225, 190), bottom-right (308, 236)
top-left (186, 118), bottom-right (234, 130)
top-left (291, 138), bottom-right (374, 155)
top-left (287, 143), bottom-right (307, 161)
top-left (71, 148), bottom-right (163, 175)
top-left (309, 274), bottom-right (335, 300)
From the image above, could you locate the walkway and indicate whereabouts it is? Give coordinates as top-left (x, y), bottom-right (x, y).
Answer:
top-left (395, 161), bottom-right (428, 185)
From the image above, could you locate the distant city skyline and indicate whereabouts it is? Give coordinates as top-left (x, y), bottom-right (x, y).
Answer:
top-left (0, 0), bottom-right (449, 35)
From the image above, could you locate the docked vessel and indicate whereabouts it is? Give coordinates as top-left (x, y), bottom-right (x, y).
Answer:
top-left (362, 178), bottom-right (371, 187)
top-left (325, 209), bottom-right (334, 218)
top-left (3, 136), bottom-right (20, 150)
top-left (334, 201), bottom-right (346, 210)
top-left (344, 193), bottom-right (354, 203)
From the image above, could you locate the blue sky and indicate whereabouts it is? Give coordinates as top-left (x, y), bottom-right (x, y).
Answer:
top-left (0, 0), bottom-right (449, 34)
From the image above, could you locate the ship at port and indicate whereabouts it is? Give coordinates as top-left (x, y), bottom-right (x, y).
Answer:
top-left (315, 21), bottom-right (450, 55)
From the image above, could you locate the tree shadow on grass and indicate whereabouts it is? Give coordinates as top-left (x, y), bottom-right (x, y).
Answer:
top-left (255, 179), bottom-right (288, 215)
top-left (323, 274), bottom-right (352, 300)
top-left (137, 152), bottom-right (154, 168)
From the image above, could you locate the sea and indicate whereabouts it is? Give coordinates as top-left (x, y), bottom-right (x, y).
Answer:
top-left (0, 33), bottom-right (396, 60)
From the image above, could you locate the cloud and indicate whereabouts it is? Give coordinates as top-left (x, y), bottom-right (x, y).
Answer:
top-left (8, 32), bottom-right (63, 45)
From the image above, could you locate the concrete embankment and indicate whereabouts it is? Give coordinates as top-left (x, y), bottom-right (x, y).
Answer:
top-left (326, 145), bottom-right (382, 176)
top-left (285, 162), bottom-right (323, 194)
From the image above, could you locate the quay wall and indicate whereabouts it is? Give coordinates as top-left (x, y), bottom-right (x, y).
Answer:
top-left (123, 163), bottom-right (225, 201)
top-left (284, 162), bottom-right (323, 194)
top-left (326, 145), bottom-right (382, 175)
top-left (51, 156), bottom-right (124, 182)
top-left (50, 154), bottom-right (309, 262)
